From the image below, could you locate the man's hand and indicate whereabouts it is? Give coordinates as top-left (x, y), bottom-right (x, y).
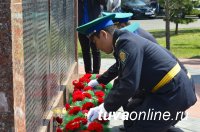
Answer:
top-left (87, 103), bottom-right (107, 122)
top-left (88, 79), bottom-right (99, 87)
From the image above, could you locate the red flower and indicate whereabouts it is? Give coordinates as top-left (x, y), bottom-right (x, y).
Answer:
top-left (73, 90), bottom-right (82, 95)
top-left (66, 120), bottom-right (80, 131)
top-left (68, 106), bottom-right (81, 115)
top-left (72, 91), bottom-right (85, 102)
top-left (83, 86), bottom-right (93, 91)
top-left (79, 74), bottom-right (91, 83)
top-left (73, 94), bottom-right (85, 102)
top-left (82, 102), bottom-right (95, 110)
top-left (56, 127), bottom-right (63, 132)
top-left (97, 117), bottom-right (109, 124)
top-left (81, 118), bottom-right (87, 125)
top-left (83, 73), bottom-right (92, 79)
top-left (74, 117), bottom-right (88, 125)
top-left (55, 117), bottom-right (63, 124)
top-left (78, 130), bottom-right (90, 132)
top-left (74, 82), bottom-right (85, 90)
top-left (72, 80), bottom-right (79, 86)
top-left (73, 88), bottom-right (79, 93)
top-left (99, 83), bottom-right (106, 89)
top-left (88, 122), bottom-right (103, 132)
top-left (82, 109), bottom-right (89, 114)
top-left (97, 97), bottom-right (104, 105)
top-left (65, 103), bottom-right (70, 110)
top-left (95, 91), bottom-right (105, 98)
top-left (83, 92), bottom-right (92, 99)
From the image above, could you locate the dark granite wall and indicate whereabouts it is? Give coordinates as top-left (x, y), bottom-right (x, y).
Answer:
top-left (0, 0), bottom-right (14, 132)
top-left (0, 0), bottom-right (77, 131)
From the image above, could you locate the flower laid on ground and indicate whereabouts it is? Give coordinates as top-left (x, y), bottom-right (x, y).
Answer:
top-left (53, 74), bottom-right (113, 131)
top-left (56, 117), bottom-right (63, 124)
top-left (87, 122), bottom-right (103, 132)
top-left (65, 103), bottom-right (70, 110)
top-left (82, 102), bottom-right (95, 110)
top-left (65, 120), bottom-right (81, 131)
top-left (95, 91), bottom-right (105, 98)
top-left (68, 106), bottom-right (81, 115)
top-left (56, 127), bottom-right (63, 132)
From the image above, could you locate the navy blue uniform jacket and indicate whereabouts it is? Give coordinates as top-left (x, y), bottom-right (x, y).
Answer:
top-left (97, 28), bottom-right (188, 85)
top-left (103, 30), bottom-right (196, 113)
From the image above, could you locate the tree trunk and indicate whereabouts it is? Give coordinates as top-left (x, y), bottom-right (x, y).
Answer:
top-left (175, 22), bottom-right (178, 35)
top-left (165, 0), bottom-right (170, 50)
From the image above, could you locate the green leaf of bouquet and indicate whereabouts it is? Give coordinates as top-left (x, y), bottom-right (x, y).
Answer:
top-left (65, 113), bottom-right (83, 124)
top-left (80, 125), bottom-right (87, 130)
top-left (90, 74), bottom-right (97, 80)
top-left (106, 83), bottom-right (113, 89)
top-left (69, 93), bottom-right (73, 104)
top-left (87, 90), bottom-right (95, 96)
top-left (104, 89), bottom-right (110, 96)
top-left (77, 112), bottom-right (85, 117)
top-left (103, 127), bottom-right (111, 132)
top-left (94, 85), bottom-right (103, 90)
top-left (74, 101), bottom-right (84, 106)
top-left (91, 98), bottom-right (98, 106)
top-left (103, 121), bottom-right (110, 126)
top-left (84, 82), bottom-right (88, 86)
top-left (82, 98), bottom-right (92, 104)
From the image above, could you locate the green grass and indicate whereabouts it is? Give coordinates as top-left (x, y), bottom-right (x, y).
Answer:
top-left (150, 28), bottom-right (200, 59)
top-left (78, 28), bottom-right (200, 59)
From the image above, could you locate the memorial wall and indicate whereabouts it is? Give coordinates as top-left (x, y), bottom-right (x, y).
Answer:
top-left (0, 0), bottom-right (78, 131)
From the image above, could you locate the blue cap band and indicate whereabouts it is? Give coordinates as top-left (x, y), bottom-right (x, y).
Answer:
top-left (86, 19), bottom-right (114, 36)
top-left (113, 18), bottom-right (130, 23)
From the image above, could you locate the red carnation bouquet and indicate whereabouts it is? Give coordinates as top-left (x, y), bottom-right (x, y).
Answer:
top-left (54, 74), bottom-right (112, 132)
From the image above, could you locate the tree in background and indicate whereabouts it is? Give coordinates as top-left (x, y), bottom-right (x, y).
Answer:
top-left (170, 0), bottom-right (195, 35)
top-left (158, 0), bottom-right (196, 50)
top-left (159, 0), bottom-right (171, 50)
top-left (191, 0), bottom-right (200, 18)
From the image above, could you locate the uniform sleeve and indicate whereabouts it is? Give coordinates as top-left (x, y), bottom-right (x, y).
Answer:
top-left (137, 28), bottom-right (158, 44)
top-left (163, 48), bottom-right (188, 73)
top-left (97, 63), bottom-right (118, 84)
top-left (104, 39), bottom-right (144, 112)
top-left (138, 28), bottom-right (188, 74)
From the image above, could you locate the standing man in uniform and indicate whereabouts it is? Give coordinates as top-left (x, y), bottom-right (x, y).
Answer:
top-left (76, 14), bottom-right (197, 132)
top-left (78, 0), bottom-right (106, 74)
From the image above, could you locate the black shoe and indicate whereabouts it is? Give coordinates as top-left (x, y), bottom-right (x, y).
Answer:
top-left (167, 126), bottom-right (184, 132)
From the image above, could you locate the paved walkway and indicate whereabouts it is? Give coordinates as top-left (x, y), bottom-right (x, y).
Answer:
top-left (78, 58), bottom-right (200, 132)
top-left (130, 18), bottom-right (200, 30)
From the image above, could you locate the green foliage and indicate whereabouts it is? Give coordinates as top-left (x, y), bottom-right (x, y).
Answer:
top-left (103, 125), bottom-right (111, 132)
top-left (82, 98), bottom-right (93, 104)
top-left (90, 74), bottom-right (97, 80)
top-left (150, 28), bottom-right (200, 58)
top-left (87, 90), bottom-right (95, 96)
top-left (105, 83), bottom-right (113, 90)
top-left (158, 0), bottom-right (196, 33)
top-left (94, 85), bottom-right (104, 90)
top-left (74, 101), bottom-right (84, 107)
top-left (191, 9), bottom-right (200, 15)
top-left (69, 93), bottom-right (73, 104)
